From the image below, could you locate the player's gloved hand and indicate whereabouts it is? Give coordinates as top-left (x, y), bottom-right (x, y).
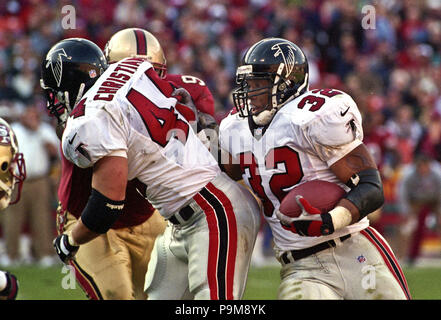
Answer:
top-left (53, 233), bottom-right (79, 264)
top-left (0, 272), bottom-right (19, 300)
top-left (276, 196), bottom-right (335, 237)
top-left (197, 112), bottom-right (218, 133)
top-left (172, 87), bottom-right (197, 122)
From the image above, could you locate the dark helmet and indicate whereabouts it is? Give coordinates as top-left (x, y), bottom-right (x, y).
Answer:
top-left (40, 38), bottom-right (108, 123)
top-left (232, 38), bottom-right (309, 125)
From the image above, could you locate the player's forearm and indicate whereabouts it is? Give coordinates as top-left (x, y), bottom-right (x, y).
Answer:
top-left (70, 219), bottom-right (100, 245)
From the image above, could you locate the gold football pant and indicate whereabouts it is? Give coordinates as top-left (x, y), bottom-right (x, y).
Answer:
top-left (57, 207), bottom-right (166, 300)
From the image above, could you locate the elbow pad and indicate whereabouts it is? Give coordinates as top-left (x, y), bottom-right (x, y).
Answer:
top-left (81, 188), bottom-right (125, 234)
top-left (344, 168), bottom-right (384, 220)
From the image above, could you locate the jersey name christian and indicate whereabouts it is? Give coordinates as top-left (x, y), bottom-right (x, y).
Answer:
top-left (219, 88), bottom-right (369, 250)
top-left (62, 57), bottom-right (220, 217)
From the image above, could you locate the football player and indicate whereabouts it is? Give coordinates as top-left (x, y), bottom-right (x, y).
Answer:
top-left (42, 37), bottom-right (260, 300)
top-left (40, 37), bottom-right (165, 300)
top-left (0, 118), bottom-right (26, 300)
top-left (219, 37), bottom-right (411, 299)
top-left (41, 28), bottom-right (217, 300)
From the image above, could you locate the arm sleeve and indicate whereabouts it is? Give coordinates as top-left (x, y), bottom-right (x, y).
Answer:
top-left (302, 94), bottom-right (364, 166)
top-left (62, 105), bottom-right (128, 169)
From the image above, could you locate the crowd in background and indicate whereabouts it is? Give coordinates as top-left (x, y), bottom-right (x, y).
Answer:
top-left (0, 0), bottom-right (440, 265)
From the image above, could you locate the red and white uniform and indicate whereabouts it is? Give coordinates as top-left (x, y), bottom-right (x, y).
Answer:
top-left (62, 57), bottom-right (261, 300)
top-left (56, 65), bottom-right (215, 300)
top-left (62, 58), bottom-right (219, 216)
top-left (165, 74), bottom-right (215, 116)
top-left (220, 88), bottom-right (367, 250)
top-left (220, 88), bottom-right (411, 299)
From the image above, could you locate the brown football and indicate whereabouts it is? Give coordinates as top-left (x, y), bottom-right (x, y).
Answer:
top-left (279, 180), bottom-right (346, 218)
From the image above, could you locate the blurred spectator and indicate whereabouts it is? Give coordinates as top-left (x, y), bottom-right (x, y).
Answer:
top-left (397, 154), bottom-right (441, 264)
top-left (385, 104), bottom-right (423, 164)
top-left (416, 112), bottom-right (441, 162)
top-left (1, 106), bottom-right (59, 267)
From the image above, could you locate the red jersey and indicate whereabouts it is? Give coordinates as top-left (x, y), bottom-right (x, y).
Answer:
top-left (165, 74), bottom-right (215, 116)
top-left (57, 148), bottom-right (155, 229)
top-left (57, 73), bottom-right (214, 229)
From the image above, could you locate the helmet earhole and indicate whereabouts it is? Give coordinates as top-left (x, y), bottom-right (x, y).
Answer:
top-left (1, 161), bottom-right (9, 172)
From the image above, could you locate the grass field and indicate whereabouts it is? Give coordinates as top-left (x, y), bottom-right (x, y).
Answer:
top-left (2, 263), bottom-right (441, 300)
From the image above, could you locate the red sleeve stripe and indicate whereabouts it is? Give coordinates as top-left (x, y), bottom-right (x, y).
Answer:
top-left (133, 29), bottom-right (147, 55)
top-left (360, 227), bottom-right (412, 299)
top-left (144, 68), bottom-right (174, 97)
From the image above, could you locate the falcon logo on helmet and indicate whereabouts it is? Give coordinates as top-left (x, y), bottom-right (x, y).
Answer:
top-left (45, 48), bottom-right (68, 87)
top-left (40, 38), bottom-right (108, 124)
top-left (233, 37), bottom-right (309, 127)
top-left (271, 41), bottom-right (296, 78)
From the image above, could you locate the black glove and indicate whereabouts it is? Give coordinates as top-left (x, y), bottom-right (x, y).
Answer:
top-left (197, 112), bottom-right (218, 133)
top-left (0, 271), bottom-right (19, 300)
top-left (53, 234), bottom-right (79, 264)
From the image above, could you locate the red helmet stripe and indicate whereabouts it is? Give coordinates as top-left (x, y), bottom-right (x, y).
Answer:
top-left (133, 29), bottom-right (147, 55)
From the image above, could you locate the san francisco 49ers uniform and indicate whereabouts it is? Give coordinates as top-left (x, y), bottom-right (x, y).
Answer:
top-left (56, 71), bottom-right (215, 300)
top-left (219, 88), bottom-right (411, 299)
top-left (165, 74), bottom-right (215, 116)
top-left (62, 57), bottom-right (260, 300)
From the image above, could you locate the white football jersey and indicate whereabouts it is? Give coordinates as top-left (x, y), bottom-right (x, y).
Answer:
top-left (219, 88), bottom-right (369, 250)
top-left (62, 57), bottom-right (220, 217)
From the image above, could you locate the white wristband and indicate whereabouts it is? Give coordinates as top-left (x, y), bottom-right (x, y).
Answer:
top-left (329, 206), bottom-right (352, 231)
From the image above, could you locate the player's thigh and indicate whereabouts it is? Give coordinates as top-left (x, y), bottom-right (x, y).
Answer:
top-left (278, 277), bottom-right (342, 300)
top-left (278, 262), bottom-right (342, 300)
top-left (345, 229), bottom-right (410, 299)
top-left (63, 215), bottom-right (134, 300)
top-left (144, 224), bottom-right (189, 300)
top-left (73, 231), bottom-right (134, 299)
top-left (122, 212), bottom-right (167, 299)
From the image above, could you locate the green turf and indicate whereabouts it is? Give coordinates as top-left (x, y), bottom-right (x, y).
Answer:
top-left (1, 264), bottom-right (440, 300)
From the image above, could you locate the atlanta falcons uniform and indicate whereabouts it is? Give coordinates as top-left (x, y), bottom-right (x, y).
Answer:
top-left (56, 70), bottom-right (215, 300)
top-left (219, 88), bottom-right (411, 299)
top-left (62, 57), bottom-right (260, 300)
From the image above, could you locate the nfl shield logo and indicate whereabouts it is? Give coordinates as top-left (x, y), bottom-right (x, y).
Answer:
top-left (89, 69), bottom-right (97, 78)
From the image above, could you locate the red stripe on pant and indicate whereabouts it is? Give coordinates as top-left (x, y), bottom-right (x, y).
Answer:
top-left (205, 183), bottom-right (238, 300)
top-left (69, 260), bottom-right (102, 300)
top-left (194, 192), bottom-right (219, 299)
top-left (360, 227), bottom-right (412, 299)
top-left (193, 182), bottom-right (238, 300)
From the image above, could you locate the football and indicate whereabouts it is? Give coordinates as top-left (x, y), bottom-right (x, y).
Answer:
top-left (279, 180), bottom-right (346, 218)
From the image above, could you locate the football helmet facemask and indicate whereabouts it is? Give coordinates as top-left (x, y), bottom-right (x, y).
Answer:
top-left (0, 118), bottom-right (26, 210)
top-left (232, 38), bottom-right (309, 126)
top-left (40, 38), bottom-right (108, 124)
top-left (104, 28), bottom-right (167, 78)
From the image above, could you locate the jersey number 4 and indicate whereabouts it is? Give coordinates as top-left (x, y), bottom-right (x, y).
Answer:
top-left (126, 88), bottom-right (189, 147)
top-left (240, 146), bottom-right (303, 217)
